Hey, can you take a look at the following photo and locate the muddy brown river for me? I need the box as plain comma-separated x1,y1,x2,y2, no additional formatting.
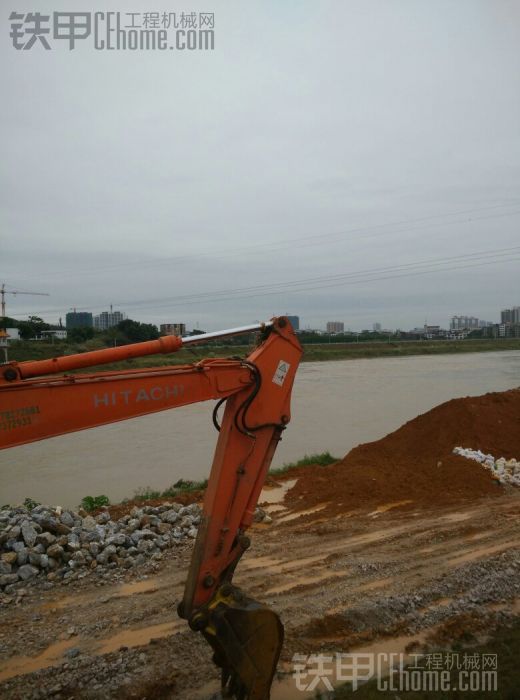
1,351,519,508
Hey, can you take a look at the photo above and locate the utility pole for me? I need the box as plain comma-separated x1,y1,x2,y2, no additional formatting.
1,283,50,322
0,329,8,364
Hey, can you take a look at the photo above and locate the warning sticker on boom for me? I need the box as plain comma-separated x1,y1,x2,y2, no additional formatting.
272,360,290,386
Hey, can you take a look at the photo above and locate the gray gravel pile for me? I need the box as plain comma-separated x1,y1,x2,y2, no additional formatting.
0,502,201,593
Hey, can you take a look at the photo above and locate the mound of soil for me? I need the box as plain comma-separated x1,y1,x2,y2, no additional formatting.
284,388,520,514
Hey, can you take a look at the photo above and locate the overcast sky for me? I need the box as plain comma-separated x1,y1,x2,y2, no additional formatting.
2,0,519,331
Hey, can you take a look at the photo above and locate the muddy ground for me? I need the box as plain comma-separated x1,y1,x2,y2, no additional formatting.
0,485,519,699
2,390,519,699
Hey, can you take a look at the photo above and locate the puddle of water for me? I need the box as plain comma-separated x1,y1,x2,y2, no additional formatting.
368,500,414,517
265,570,346,595
420,596,454,612
488,598,520,613
0,639,79,682
237,555,328,587
116,579,160,597
448,539,520,566
352,629,429,664
0,619,187,683
264,504,288,514
96,620,184,655
433,596,453,606
270,629,431,699
259,479,298,504
464,532,488,542
40,594,79,611
41,578,161,612
353,577,394,593
192,679,221,699
261,554,326,577
240,555,283,571
326,602,353,615
441,512,472,523
276,503,328,523
325,577,395,614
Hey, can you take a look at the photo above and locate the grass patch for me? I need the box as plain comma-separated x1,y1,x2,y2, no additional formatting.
270,451,339,476
127,454,336,502
131,478,209,502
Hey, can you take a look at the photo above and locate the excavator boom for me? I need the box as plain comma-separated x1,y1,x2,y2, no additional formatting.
0,317,302,699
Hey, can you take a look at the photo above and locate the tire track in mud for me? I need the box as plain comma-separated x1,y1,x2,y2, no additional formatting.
1,495,519,698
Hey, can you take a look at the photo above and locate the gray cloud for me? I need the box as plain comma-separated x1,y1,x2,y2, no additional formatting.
2,0,519,331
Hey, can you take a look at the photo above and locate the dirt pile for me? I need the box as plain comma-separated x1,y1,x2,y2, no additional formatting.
284,388,520,514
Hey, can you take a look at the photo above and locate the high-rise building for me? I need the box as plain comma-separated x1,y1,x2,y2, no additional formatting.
450,316,480,331
160,323,186,337
500,307,520,324
66,311,93,329
501,309,513,324
373,322,382,332
286,315,300,331
93,310,126,331
326,321,344,334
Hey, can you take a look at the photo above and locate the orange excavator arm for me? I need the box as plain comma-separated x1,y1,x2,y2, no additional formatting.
0,316,302,699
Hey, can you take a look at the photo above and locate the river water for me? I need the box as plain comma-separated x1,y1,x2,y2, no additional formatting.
1,351,519,508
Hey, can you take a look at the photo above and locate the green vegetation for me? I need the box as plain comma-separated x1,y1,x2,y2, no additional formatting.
270,451,338,476
330,618,520,699
81,495,111,512
109,319,159,343
17,316,51,341
127,455,336,502
131,478,209,502
172,478,209,492
67,326,95,342
5,335,520,369
300,338,520,362
0,497,41,511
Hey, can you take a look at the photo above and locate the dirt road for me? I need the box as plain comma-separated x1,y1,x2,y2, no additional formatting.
2,389,519,698
1,485,519,699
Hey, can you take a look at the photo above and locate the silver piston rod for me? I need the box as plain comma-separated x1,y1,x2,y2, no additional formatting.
181,321,273,347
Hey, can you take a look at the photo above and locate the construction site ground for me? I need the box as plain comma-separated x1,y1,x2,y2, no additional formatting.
1,389,519,699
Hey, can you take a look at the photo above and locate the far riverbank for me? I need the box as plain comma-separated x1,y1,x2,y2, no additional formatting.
5,337,520,370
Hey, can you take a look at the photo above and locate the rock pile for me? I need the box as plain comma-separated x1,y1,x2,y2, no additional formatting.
0,501,201,592
453,447,520,486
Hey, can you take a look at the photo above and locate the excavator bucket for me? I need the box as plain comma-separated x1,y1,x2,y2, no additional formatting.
190,584,284,700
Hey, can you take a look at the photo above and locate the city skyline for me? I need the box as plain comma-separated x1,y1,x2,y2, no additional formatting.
5,301,517,335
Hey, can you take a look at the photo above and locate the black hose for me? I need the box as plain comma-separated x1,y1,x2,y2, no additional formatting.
212,397,227,432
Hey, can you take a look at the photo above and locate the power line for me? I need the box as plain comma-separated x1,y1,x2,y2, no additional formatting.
121,254,520,310
13,244,520,316
6,201,520,282
114,245,520,306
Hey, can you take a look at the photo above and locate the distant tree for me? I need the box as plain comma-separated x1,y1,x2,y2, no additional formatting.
17,316,50,340
116,319,159,343
68,326,95,342
0,316,20,330
467,329,484,339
